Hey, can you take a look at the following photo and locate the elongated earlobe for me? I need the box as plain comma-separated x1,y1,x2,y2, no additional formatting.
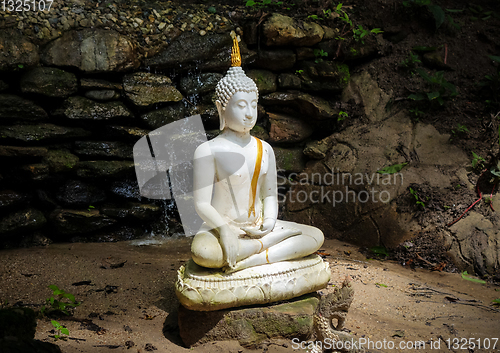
216,101,225,130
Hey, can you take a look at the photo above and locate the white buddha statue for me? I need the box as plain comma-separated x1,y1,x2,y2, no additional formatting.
176,37,330,311
190,38,324,271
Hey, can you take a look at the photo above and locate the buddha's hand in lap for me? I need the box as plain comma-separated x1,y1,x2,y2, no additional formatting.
241,218,275,238
219,226,239,269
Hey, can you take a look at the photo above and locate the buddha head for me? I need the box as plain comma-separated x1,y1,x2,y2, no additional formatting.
215,37,259,131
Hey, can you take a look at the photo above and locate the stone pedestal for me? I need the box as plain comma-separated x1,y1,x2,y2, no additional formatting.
178,294,319,347
175,254,331,311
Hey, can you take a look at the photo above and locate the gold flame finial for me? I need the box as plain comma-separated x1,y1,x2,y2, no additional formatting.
231,36,241,67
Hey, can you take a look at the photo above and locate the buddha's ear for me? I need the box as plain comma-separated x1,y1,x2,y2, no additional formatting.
216,101,225,131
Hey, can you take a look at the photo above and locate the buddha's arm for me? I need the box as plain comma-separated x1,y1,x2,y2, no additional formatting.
193,143,239,268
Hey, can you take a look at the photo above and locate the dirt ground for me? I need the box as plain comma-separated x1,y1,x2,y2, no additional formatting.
1,237,499,353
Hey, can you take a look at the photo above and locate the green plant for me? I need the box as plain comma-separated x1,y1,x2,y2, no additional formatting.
337,111,348,121
471,151,486,169
469,4,494,21
245,0,282,9
409,187,425,208
409,108,424,119
461,271,486,284
295,69,304,75
400,52,421,72
353,25,382,44
451,124,469,137
370,246,389,257
313,49,328,63
41,285,81,316
409,68,457,106
51,320,69,340
377,162,408,174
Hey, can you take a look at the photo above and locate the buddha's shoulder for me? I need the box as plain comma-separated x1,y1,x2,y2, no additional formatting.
194,137,228,155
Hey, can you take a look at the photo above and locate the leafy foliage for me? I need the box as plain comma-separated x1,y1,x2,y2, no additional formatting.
41,285,81,316
461,271,486,284
471,151,486,169
409,187,425,208
51,320,69,340
377,162,408,174
409,68,457,106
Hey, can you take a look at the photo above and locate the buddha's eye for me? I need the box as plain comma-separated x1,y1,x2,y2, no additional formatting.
238,102,247,109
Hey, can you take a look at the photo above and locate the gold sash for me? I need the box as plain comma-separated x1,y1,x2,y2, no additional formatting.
248,137,263,217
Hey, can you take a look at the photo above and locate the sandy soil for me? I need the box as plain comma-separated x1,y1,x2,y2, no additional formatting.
1,238,499,353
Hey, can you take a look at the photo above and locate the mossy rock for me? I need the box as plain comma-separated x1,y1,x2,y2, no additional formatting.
20,67,77,98
76,161,135,178
43,149,79,173
0,208,46,236
179,294,319,347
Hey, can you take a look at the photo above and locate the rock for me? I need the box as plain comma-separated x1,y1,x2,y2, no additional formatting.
140,103,185,129
41,29,139,72
422,51,451,70
253,49,296,71
449,212,500,276
50,209,116,234
42,149,79,173
296,47,316,61
74,141,132,159
109,179,142,200
0,337,62,352
303,136,334,159
145,32,232,69
247,70,277,95
0,124,90,143
20,233,53,247
104,125,149,142
0,190,27,210
321,25,339,40
0,29,39,71
123,72,183,107
179,73,223,95
411,122,468,166
0,94,48,122
179,294,318,347
101,202,160,220
80,78,123,90
261,91,337,120
297,61,350,93
19,164,50,181
263,14,324,46
0,307,37,340
20,67,77,98
0,146,48,158
0,208,46,236
274,147,306,173
0,80,8,91
278,73,301,89
341,71,391,122
250,125,269,141
268,112,313,144
341,35,381,61
84,90,121,101
61,96,133,121
76,161,135,178
57,180,106,206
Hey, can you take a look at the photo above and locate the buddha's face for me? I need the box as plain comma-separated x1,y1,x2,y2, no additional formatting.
221,91,258,133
